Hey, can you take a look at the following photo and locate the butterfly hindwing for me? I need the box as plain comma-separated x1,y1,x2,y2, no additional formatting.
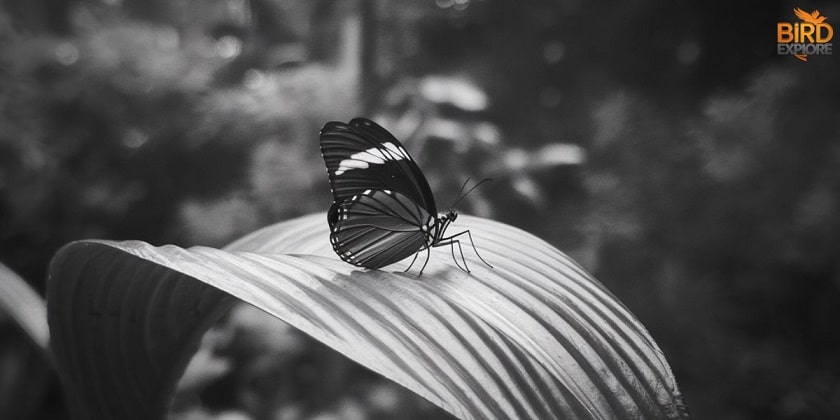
320,118,437,218
330,189,432,269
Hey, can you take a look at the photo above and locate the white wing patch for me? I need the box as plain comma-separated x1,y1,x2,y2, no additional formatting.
335,142,410,175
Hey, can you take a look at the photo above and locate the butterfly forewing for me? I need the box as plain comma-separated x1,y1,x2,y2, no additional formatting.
320,118,437,216
330,190,431,268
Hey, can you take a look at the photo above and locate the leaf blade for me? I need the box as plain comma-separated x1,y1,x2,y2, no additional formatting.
47,213,687,419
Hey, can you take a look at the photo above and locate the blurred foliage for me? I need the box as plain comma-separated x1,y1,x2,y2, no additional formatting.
1,0,839,419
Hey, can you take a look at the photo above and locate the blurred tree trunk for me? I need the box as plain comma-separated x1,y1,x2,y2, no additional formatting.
358,0,378,114
309,0,382,114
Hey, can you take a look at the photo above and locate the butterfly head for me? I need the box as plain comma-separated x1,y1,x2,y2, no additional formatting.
444,209,458,222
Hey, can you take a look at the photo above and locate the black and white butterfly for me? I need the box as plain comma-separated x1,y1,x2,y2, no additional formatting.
319,117,491,275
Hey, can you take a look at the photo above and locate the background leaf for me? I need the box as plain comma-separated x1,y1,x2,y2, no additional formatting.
0,262,49,352
48,213,687,419
0,262,55,420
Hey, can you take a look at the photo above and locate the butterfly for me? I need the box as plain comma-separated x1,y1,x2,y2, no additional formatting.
319,117,492,275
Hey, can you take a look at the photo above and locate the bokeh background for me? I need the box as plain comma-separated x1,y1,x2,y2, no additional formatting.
1,0,839,419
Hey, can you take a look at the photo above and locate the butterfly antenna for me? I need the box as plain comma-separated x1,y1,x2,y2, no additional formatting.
449,177,471,209
450,178,492,209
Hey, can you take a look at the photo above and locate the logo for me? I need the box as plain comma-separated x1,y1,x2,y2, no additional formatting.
777,8,834,61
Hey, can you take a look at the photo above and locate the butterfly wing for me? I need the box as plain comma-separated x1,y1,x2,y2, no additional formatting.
320,118,438,219
330,189,432,269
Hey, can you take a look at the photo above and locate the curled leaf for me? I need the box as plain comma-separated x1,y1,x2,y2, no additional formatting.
47,213,687,419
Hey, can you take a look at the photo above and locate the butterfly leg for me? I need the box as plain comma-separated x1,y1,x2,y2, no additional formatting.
462,229,493,269
449,240,468,272
437,230,493,270
432,237,469,273
404,252,420,272
418,246,431,276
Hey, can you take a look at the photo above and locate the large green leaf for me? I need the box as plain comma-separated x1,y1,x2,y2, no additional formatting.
47,213,687,419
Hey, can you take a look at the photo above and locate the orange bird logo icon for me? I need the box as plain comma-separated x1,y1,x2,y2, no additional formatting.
794,8,827,24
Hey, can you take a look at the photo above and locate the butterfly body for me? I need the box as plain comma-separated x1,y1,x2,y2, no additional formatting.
319,118,488,274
